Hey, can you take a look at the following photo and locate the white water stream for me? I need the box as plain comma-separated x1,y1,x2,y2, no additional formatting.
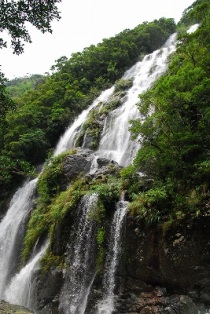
59,193,98,314
0,178,38,298
4,241,48,308
94,33,176,167
97,199,128,314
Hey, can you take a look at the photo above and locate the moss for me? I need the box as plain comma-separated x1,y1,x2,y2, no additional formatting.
115,79,133,92
161,219,175,237
96,227,106,272
40,248,65,272
22,151,83,262
37,149,76,205
0,300,33,313
75,105,103,149
74,84,131,150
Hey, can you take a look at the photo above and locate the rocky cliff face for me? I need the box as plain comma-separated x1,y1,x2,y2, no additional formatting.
23,152,210,314
114,215,210,313
32,217,210,313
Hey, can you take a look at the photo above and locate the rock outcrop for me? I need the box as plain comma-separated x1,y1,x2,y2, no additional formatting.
0,300,33,314
22,151,210,314
124,216,210,302
63,149,93,181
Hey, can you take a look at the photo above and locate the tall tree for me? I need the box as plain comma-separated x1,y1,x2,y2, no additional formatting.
0,0,61,54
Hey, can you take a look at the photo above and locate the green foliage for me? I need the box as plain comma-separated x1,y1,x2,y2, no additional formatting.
22,175,87,262
0,155,34,200
37,150,76,204
129,1,210,223
0,72,15,151
129,186,168,225
91,176,121,209
22,159,121,263
6,74,45,99
115,79,133,92
0,0,61,54
96,227,105,247
179,0,210,27
120,164,147,197
96,226,106,272
40,248,65,272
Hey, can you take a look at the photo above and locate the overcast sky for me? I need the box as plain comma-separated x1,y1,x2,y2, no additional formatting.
0,0,195,79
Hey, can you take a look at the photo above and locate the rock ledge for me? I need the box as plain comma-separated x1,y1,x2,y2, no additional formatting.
0,300,33,313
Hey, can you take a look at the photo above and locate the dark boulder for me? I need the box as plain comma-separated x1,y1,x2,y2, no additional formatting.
63,149,93,182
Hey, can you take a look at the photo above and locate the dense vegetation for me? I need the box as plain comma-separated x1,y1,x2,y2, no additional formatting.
127,0,210,225
1,0,208,272
0,17,175,205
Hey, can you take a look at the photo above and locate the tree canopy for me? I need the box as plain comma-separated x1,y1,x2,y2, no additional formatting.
0,0,61,54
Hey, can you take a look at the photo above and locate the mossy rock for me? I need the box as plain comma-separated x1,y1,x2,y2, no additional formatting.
0,300,33,313
115,79,133,92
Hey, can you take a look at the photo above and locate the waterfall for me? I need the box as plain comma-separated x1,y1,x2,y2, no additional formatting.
95,33,176,166
97,198,128,314
59,193,98,314
54,87,114,156
0,178,38,299
54,34,176,166
0,32,178,312
4,241,48,308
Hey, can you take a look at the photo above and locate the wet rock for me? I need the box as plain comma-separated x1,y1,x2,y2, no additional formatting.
63,150,93,182
97,157,118,168
86,160,121,182
124,215,210,299
29,268,63,313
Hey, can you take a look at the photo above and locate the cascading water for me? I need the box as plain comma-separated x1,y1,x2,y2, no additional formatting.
97,198,128,314
59,193,98,314
0,88,114,310
0,178,38,299
0,89,113,308
55,33,176,167
95,33,176,167
4,241,48,308
0,32,178,313
54,87,114,157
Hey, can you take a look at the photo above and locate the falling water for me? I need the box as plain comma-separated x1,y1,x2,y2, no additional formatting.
4,241,48,308
0,178,38,298
97,198,128,314
54,87,114,156
59,193,98,314
53,33,177,171
95,33,176,166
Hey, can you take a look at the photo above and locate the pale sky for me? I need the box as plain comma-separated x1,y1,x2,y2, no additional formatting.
0,0,195,79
